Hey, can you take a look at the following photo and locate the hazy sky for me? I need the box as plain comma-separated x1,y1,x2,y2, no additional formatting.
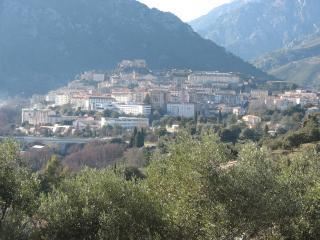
138,0,232,21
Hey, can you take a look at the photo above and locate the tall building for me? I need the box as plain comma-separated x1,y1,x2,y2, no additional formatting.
167,103,195,118
150,90,167,110
115,104,151,116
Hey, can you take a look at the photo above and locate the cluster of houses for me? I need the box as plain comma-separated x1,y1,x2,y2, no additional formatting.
20,60,320,136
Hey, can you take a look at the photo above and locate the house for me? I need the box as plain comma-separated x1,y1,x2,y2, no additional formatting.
242,115,262,128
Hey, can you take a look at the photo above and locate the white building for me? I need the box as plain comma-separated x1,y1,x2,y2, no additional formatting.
242,115,262,128
93,73,106,82
86,96,115,111
188,72,240,88
70,96,89,110
22,109,55,125
115,104,151,116
55,94,70,106
22,109,75,125
111,91,133,104
233,107,246,116
167,103,195,118
73,117,100,130
101,117,149,129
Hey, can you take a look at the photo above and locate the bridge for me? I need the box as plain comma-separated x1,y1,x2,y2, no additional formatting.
0,136,113,145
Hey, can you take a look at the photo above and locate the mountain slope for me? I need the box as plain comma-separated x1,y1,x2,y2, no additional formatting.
190,0,320,60
0,0,267,96
254,33,320,89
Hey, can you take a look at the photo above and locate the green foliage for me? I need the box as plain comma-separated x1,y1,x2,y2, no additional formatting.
40,155,67,194
3,132,320,239
37,169,169,240
267,114,320,150
145,133,231,239
219,124,242,144
240,127,261,141
0,140,40,239
129,128,145,148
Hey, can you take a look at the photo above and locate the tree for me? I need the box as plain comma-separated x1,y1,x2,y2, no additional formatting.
135,129,145,148
0,140,39,239
264,124,269,136
155,128,168,138
37,169,170,240
129,128,145,148
40,155,67,194
145,133,231,239
240,128,260,141
220,125,242,144
129,127,138,148
143,94,151,105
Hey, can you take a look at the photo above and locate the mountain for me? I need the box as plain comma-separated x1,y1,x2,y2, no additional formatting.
190,0,320,60
254,33,320,89
0,0,267,96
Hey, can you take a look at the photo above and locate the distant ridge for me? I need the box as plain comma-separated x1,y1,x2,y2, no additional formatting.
191,0,320,60
254,33,320,89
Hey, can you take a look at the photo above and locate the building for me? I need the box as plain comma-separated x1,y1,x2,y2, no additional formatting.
70,96,89,110
55,94,70,106
86,96,115,111
101,117,149,129
242,115,262,128
167,103,195,118
111,90,133,104
22,109,55,125
115,104,151,116
279,90,319,107
73,117,100,130
250,90,270,99
150,90,167,110
118,59,147,70
214,91,241,106
188,72,240,88
22,109,75,125
233,107,246,116
93,73,106,82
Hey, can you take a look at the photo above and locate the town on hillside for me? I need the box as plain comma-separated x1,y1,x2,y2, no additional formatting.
17,59,320,139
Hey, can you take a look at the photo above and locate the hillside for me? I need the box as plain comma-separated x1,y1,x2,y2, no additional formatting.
190,0,320,60
254,33,320,89
0,0,267,96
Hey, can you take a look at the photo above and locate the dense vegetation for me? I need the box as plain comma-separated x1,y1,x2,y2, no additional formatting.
2,128,320,239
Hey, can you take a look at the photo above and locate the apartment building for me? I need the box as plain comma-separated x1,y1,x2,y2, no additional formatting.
86,96,115,111
188,72,240,88
115,104,151,116
22,109,75,125
167,103,195,118
101,117,149,129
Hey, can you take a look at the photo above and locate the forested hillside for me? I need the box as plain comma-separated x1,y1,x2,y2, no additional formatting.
0,0,266,95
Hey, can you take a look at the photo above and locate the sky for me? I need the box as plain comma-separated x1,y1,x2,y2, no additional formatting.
138,0,232,22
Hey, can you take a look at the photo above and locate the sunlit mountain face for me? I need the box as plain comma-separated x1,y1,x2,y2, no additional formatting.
191,0,320,60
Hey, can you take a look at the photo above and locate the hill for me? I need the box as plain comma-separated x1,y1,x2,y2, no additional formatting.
190,0,320,60
0,0,267,96
254,33,320,89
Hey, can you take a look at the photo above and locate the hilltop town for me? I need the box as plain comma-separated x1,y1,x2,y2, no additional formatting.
17,59,319,139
